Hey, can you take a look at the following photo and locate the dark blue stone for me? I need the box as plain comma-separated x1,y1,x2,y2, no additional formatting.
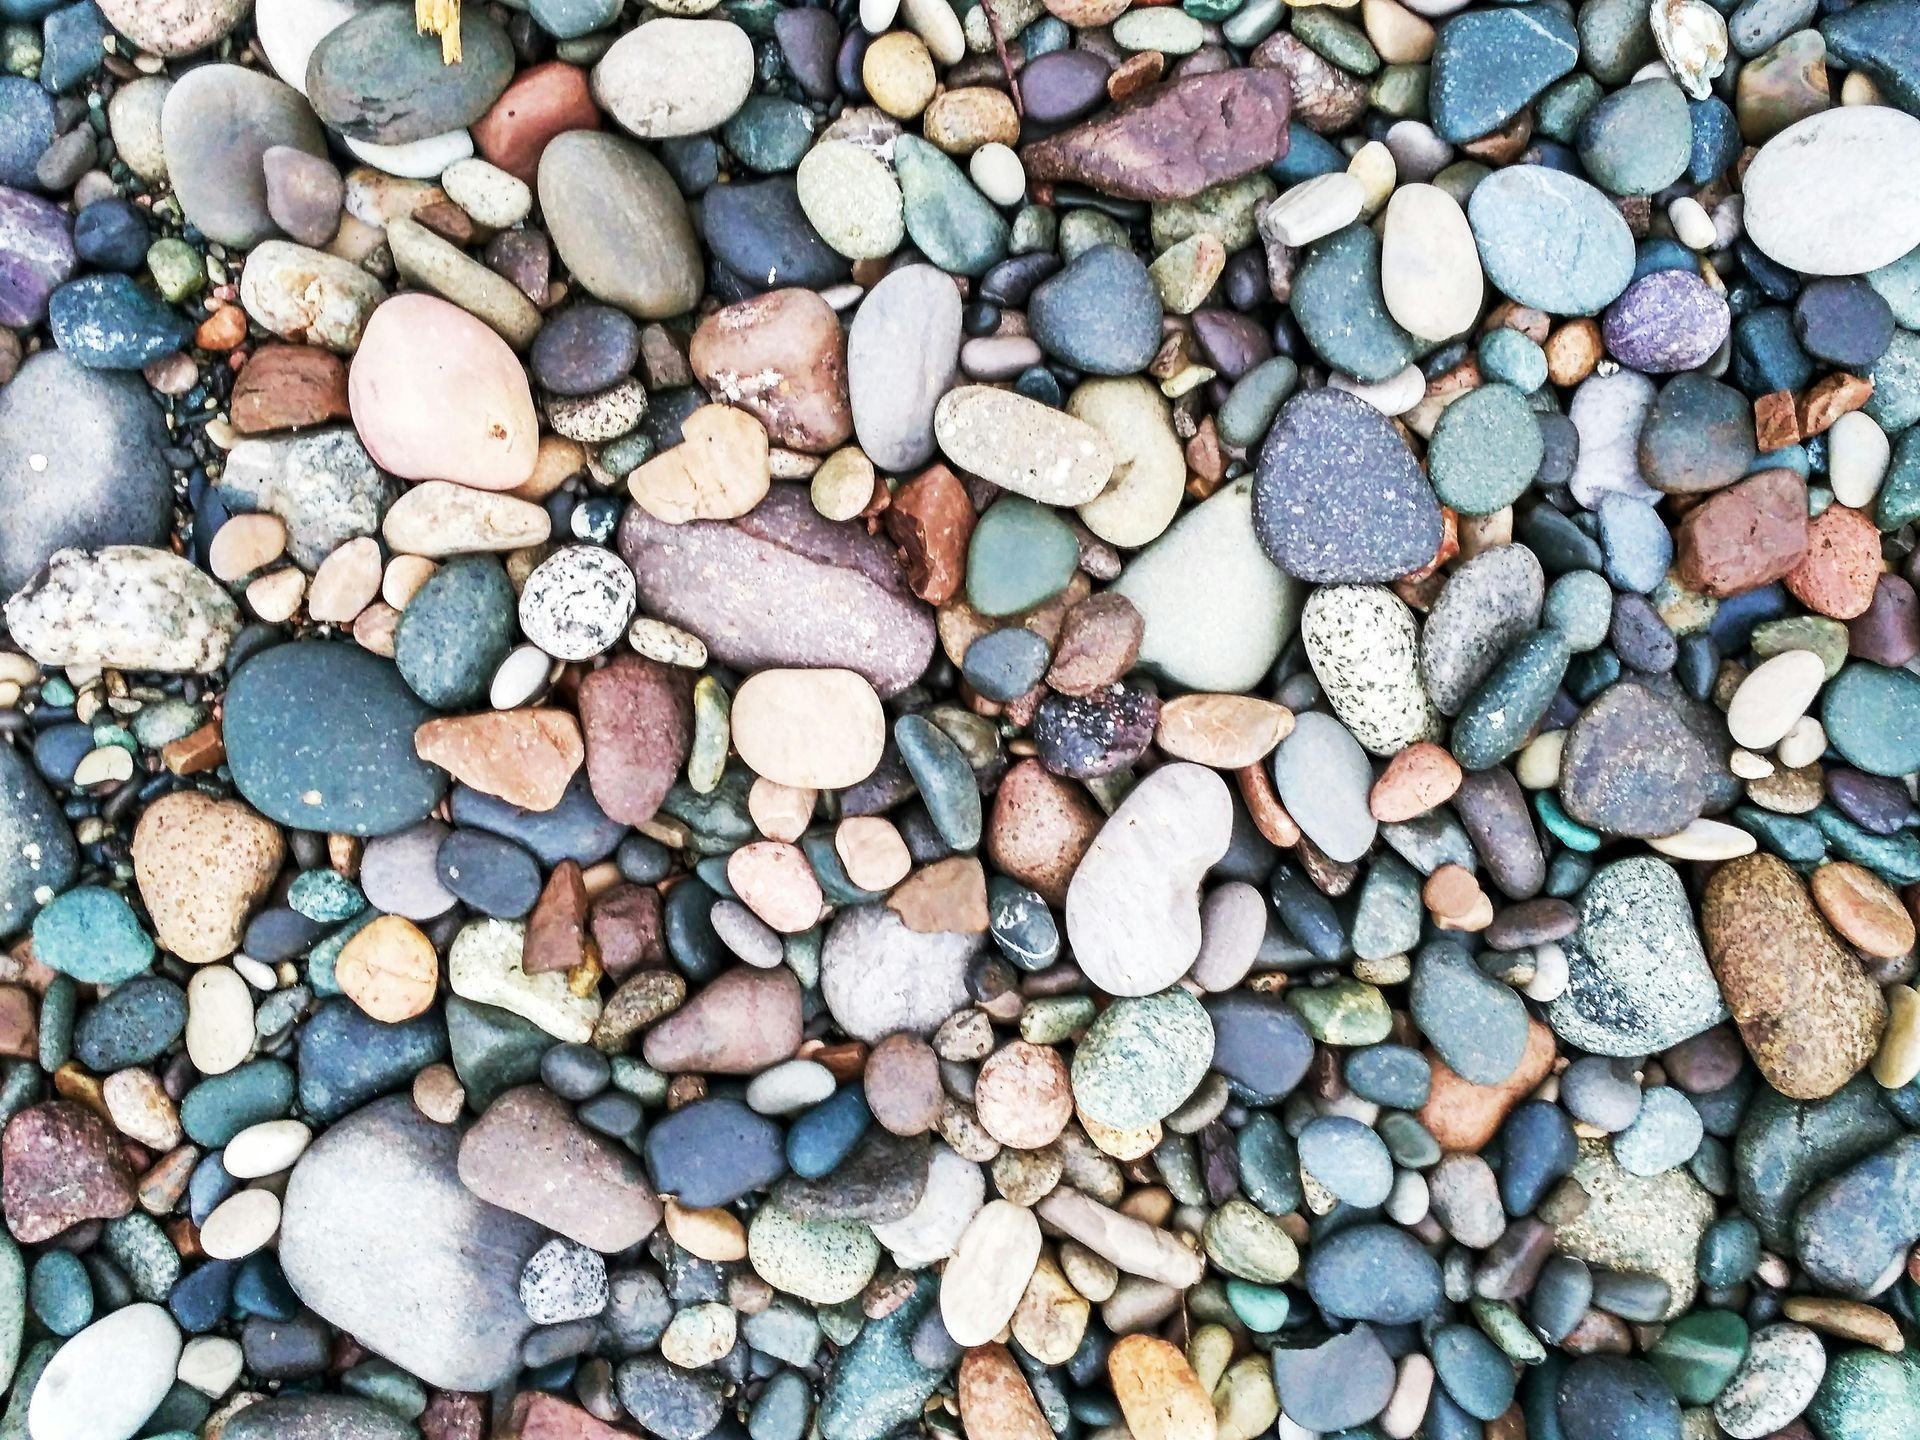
1687,97,1739,182
233,1254,301,1321
296,996,449,1123
39,2,110,92
32,723,93,785
1498,1100,1578,1215
644,1097,787,1207
1303,1222,1444,1324
187,1150,239,1226
168,1260,235,1334
530,303,641,396
1206,992,1314,1102
787,1084,870,1180
1630,238,1698,282
242,905,329,962
450,771,626,865
71,198,148,271
436,828,542,918
48,274,192,370
664,877,727,983
702,176,850,291
1028,244,1162,377
1343,1045,1431,1109
961,627,1052,703
1267,862,1345,962
72,975,186,1070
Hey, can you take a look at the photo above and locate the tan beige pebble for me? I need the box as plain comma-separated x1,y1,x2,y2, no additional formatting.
134,791,285,964
1362,0,1434,63
748,779,816,842
412,1062,466,1123
1189,1325,1234,1396
1079,1113,1162,1161
382,554,438,609
1873,984,1920,1089
185,966,255,1075
937,1097,1003,1163
974,1040,1073,1150
334,913,440,1022
1777,714,1827,770
1727,649,1826,749
209,514,288,582
726,841,824,934
1841,69,1883,104
1668,195,1717,250
176,1335,242,1398
903,0,966,60
199,1188,281,1260
1153,694,1294,768
924,87,1019,152
1011,1252,1090,1364
245,567,305,622
1646,817,1758,862
835,816,912,891
730,668,885,789
660,1302,737,1369
1515,729,1565,788
351,601,399,657
629,616,708,668
1033,1188,1204,1287
1379,1353,1435,1439
1380,183,1483,342
1730,748,1775,780
958,1344,1053,1440
103,1068,180,1149
381,481,551,557
1059,1239,1119,1302
1214,1354,1279,1440
1781,1296,1906,1351
664,1200,749,1262
1148,235,1226,317
810,446,876,522
629,404,771,523
1347,141,1397,216
1810,861,1916,958
863,31,936,118
941,1199,1044,1346
1265,172,1365,248
72,747,133,787
1109,1335,1215,1440
933,385,1113,506
306,537,383,624
1456,507,1513,561
1828,410,1891,509
221,1118,312,1178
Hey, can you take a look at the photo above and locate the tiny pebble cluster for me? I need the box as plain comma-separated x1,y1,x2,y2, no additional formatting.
4,1,1920,1440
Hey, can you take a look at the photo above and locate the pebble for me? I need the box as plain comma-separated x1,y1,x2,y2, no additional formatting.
934,385,1112,506
1272,710,1378,863
1468,165,1636,316
731,668,884,790
538,131,702,320
27,1303,180,1440
1743,107,1920,276
1302,585,1441,755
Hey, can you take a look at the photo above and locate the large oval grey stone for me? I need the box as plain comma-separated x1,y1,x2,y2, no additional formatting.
1743,107,1920,277
1468,164,1635,316
279,1095,545,1391
539,131,702,321
160,63,327,248
0,351,172,596
847,264,962,472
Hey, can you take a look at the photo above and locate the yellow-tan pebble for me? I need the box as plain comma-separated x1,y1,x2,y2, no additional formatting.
665,1199,749,1262
862,31,937,119
747,778,817,842
957,1344,1053,1440
1011,1252,1090,1364
1874,984,1920,1089
307,536,383,624
335,913,440,1023
1109,1334,1216,1440
208,513,288,582
245,566,305,623
1781,1295,1907,1351
809,445,876,521
923,86,1020,152
1348,140,1397,216
835,815,912,891
1362,0,1433,62
1810,860,1916,958
382,554,438,610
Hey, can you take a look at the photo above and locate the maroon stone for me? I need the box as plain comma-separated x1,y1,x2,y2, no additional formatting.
2,1100,136,1242
576,655,692,827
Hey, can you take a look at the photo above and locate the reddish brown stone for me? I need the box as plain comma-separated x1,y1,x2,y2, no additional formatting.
1020,69,1292,201
1849,573,1920,668
1799,371,1873,437
864,1032,943,1137
1419,1019,1555,1151
641,965,802,1074
1674,467,1809,598
230,345,351,435
590,883,664,980
888,855,990,935
1754,389,1800,450
3,1100,136,1242
472,62,600,186
1046,593,1144,697
414,710,584,813
0,986,34,1059
884,463,976,606
688,289,852,453
523,860,592,975
503,1393,624,1440
576,656,693,827
985,760,1102,908
422,1392,488,1440
1786,503,1882,620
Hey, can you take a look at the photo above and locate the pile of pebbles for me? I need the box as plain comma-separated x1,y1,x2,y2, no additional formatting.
4,0,1920,1438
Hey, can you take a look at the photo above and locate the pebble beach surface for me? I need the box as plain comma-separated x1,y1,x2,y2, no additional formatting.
5,2,1920,1440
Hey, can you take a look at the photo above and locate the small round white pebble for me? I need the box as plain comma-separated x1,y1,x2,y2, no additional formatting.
518,544,638,661
1667,196,1717,251
177,1335,244,1397
200,1188,282,1260
969,143,1025,209
1827,410,1891,509
222,1118,313,1179
490,643,556,710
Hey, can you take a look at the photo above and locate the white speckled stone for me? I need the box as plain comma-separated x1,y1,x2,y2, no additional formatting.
1301,584,1442,756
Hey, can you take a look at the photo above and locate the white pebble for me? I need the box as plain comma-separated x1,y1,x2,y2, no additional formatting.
200,1188,282,1260
518,544,638,661
1330,363,1425,417
1827,410,1891,509
969,142,1025,208
1729,748,1775,780
1726,649,1825,749
629,617,708,667
185,965,255,1076
222,1118,312,1178
177,1335,243,1397
232,953,278,990
858,0,899,29
441,157,532,228
1646,817,1759,861
1522,941,1570,1002
344,127,473,179
30,1304,181,1440
1264,171,1365,247
1668,196,1717,250
1778,714,1827,770
1385,1168,1429,1226
489,643,555,710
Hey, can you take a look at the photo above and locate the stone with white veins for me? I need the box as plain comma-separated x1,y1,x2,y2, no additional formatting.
3,547,240,674
1065,763,1234,997
1302,584,1443,756
518,545,638,661
1743,107,1920,277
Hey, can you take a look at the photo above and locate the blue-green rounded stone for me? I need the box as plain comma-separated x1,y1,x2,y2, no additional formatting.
1428,382,1545,516
30,887,152,984
27,1249,90,1337
1824,662,1920,777
394,554,517,710
966,497,1078,617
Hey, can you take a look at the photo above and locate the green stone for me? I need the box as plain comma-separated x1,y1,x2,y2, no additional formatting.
29,886,153,984
1814,805,1920,885
1237,1113,1302,1216
1428,382,1545,515
1071,990,1215,1130
1451,630,1571,769
288,869,365,924
1287,979,1393,1046
1868,245,1920,330
1290,224,1421,383
1350,853,1422,965
1824,662,1920,777
966,496,1078,617
25,1248,86,1340
1732,804,1827,866
1225,1280,1290,1333
1807,1349,1920,1440
393,553,518,709
1536,791,1601,852
1369,62,1429,118
1751,615,1849,677
1649,1309,1748,1404
305,905,375,995
1217,356,1298,449
817,1274,942,1440
1377,1110,1441,1168
446,995,550,1110
145,237,204,302
893,713,982,851
1150,173,1274,252
1429,5,1579,142
1291,8,1379,75
1576,77,1694,196
102,1212,179,1301
1877,425,1920,530
1471,1298,1547,1365
894,134,1007,278
722,95,816,174
36,977,72,1073
0,1234,19,1390
180,1059,296,1146
1576,0,1657,83
1201,1197,1299,1284
1019,995,1097,1045
1536,72,1604,143
1221,0,1283,47
1866,328,1920,432
688,675,730,796
1478,327,1548,392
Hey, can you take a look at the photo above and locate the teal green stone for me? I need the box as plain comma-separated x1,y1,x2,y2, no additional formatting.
528,0,619,39
1377,1110,1441,1167
1369,63,1429,119
1070,989,1215,1130
341,1359,430,1419
1428,382,1544,515
1477,327,1548,392
1536,792,1601,851
446,995,549,1111
1429,5,1579,143
1576,78,1692,196
1649,1309,1748,1405
1865,328,1920,432
892,714,982,851
129,697,205,749
29,886,152,984
817,1274,942,1440
1813,805,1920,885
1237,1112,1302,1215
1270,121,1344,184
394,554,518,710
894,134,1007,279
1350,852,1422,964
1221,0,1284,47
1868,245,1920,329
1751,615,1849,677
1217,355,1298,449
1806,1349,1920,1440
1291,8,1379,75
102,1212,179,1301
1536,73,1604,143
1824,662,1920,777
1471,1298,1546,1364
1057,208,1129,263
27,1249,90,1338
1877,425,1920,530
1543,569,1613,652
1184,0,1243,21
1287,979,1392,1045
0,1339,56,1440
1732,804,1827,866
1577,0,1657,82
288,869,365,924
1225,1280,1290,1333
36,976,72,1073
1468,165,1635,316
0,1234,18,1389
1451,630,1570,769
723,95,817,174
1734,1075,1901,1252
966,496,1078,617
180,1059,296,1146
1290,224,1420,383
1696,1215,1762,1289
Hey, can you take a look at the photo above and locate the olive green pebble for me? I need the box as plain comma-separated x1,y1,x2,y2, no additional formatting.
1428,382,1547,515
1288,979,1392,1045
1218,356,1299,449
689,676,731,796
1020,995,1097,1044
1750,615,1849,678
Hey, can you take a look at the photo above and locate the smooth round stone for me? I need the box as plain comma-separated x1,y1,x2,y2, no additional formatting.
1557,1357,1682,1440
1291,224,1419,383
1648,1309,1747,1407
1303,1223,1443,1324
349,294,537,491
539,131,703,320
1562,1056,1643,1131
1714,1322,1824,1438
1452,629,1572,770
894,134,1008,278
966,496,1077,617
961,627,1050,702
436,830,542,918
795,140,904,261
1558,681,1712,837
1638,373,1755,494
1612,1086,1703,1176
29,1250,91,1337
1070,990,1214,1130
1271,710,1377,863
591,18,754,138
1270,1326,1394,1432
73,976,186,1071
1468,165,1636,316
529,0,618,40
519,545,636,661
1577,79,1691,195
1433,1323,1519,1420
1795,277,1896,368
821,904,978,1042
1423,543,1547,714
225,641,449,836
1596,493,1672,595
1344,1045,1431,1109
1026,244,1161,377
394,555,517,709
71,199,146,274
32,886,153,985
1301,584,1440,755
1603,269,1730,373
1743,107,1920,276
47,275,191,370
1823,662,1920,776
28,1303,180,1440
1381,182,1482,342
1411,939,1531,1085
703,174,851,291
1297,1116,1393,1207
531,305,641,396
1428,382,1545,515
306,5,513,145
644,1096,787,1207
160,64,326,249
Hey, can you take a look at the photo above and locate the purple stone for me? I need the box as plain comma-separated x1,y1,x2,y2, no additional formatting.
1601,268,1730,374
0,185,75,329
1033,683,1159,779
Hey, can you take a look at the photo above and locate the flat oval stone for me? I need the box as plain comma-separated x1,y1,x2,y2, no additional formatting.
1381,182,1482,342
224,1396,419,1440
1065,763,1233,997
1411,939,1531,1086
1070,990,1215,1130
1302,584,1441,755
306,5,514,145
848,264,962,472
1028,244,1162,377
1603,269,1730,373
1271,710,1377,862
1290,224,1420,383
161,63,327,249
643,1096,787,1207
1823,661,1920,777
0,186,74,329
1743,107,1920,276
1558,681,1710,837
539,131,702,320
933,386,1112,506
1303,1223,1443,1324
28,1303,179,1440
1429,5,1579,142
591,18,754,139
1469,164,1636,316
1422,544,1546,716
224,640,449,836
